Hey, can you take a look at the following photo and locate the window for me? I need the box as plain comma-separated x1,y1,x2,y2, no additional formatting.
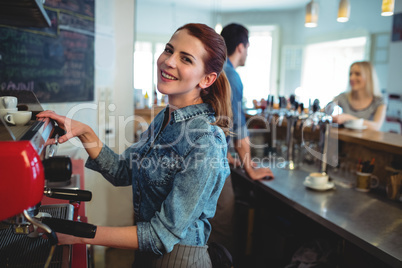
237,25,278,108
299,36,368,107
133,40,165,107
153,43,165,102
134,41,153,107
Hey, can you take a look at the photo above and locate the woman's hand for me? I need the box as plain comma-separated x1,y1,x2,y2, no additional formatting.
332,113,357,124
37,110,89,144
36,110,103,159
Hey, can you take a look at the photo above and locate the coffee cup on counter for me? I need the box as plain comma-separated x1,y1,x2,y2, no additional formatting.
0,96,18,109
355,172,379,192
4,111,32,126
386,173,402,200
305,172,329,186
345,118,364,128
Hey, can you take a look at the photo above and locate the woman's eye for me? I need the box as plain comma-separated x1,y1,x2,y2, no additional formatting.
182,57,192,63
164,48,173,54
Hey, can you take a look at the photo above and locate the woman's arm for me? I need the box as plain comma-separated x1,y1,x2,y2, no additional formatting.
55,226,139,249
364,104,386,131
332,104,387,131
36,110,103,159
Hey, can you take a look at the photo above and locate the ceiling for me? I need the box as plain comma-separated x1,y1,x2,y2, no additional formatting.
138,0,311,12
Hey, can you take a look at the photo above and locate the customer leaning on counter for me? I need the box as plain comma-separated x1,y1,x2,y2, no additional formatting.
330,61,387,130
209,23,274,262
37,23,232,268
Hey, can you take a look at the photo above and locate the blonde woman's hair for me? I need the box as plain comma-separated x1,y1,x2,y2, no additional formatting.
350,61,381,97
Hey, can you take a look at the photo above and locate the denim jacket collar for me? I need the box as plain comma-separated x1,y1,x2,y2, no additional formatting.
169,103,215,123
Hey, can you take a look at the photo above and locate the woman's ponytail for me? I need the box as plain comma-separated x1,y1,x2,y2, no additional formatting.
201,71,232,136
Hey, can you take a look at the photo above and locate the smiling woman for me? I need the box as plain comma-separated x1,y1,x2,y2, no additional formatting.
331,61,387,130
37,23,233,268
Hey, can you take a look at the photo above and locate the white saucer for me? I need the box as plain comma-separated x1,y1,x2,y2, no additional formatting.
344,124,367,131
303,180,334,191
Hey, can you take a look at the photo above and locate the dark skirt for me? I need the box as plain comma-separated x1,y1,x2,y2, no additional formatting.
133,244,212,268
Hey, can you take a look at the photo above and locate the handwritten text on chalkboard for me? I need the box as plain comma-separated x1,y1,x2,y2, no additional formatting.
0,1,94,103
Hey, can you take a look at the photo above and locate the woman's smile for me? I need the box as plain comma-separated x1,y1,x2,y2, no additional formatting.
161,70,178,81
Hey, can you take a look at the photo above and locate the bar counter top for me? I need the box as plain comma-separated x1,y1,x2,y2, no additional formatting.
333,127,402,155
231,165,402,267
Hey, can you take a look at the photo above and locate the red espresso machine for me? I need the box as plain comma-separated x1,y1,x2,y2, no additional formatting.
0,91,95,268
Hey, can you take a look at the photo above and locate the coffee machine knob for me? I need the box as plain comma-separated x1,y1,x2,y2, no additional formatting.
43,156,72,182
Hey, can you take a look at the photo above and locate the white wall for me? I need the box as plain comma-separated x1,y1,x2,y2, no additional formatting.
135,1,213,36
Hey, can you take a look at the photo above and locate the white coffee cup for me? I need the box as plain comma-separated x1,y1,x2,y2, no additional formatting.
346,118,364,128
305,172,329,186
0,96,18,109
4,111,32,126
0,108,18,118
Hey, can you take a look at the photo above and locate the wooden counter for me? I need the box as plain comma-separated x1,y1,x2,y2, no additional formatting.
134,106,165,120
134,106,165,140
333,128,402,156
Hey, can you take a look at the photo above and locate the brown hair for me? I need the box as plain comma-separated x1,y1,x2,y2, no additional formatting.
175,23,232,136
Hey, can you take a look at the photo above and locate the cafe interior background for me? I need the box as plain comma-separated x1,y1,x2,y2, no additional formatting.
2,0,401,266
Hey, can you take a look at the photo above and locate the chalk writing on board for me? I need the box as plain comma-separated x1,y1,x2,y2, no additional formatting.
0,1,94,103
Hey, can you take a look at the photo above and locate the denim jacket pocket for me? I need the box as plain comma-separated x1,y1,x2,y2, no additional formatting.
142,146,182,186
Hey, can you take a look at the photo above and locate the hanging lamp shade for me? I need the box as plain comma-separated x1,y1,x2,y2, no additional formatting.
305,0,319,28
337,0,350,22
381,0,394,16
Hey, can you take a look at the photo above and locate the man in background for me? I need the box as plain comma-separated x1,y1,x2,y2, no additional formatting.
209,23,274,263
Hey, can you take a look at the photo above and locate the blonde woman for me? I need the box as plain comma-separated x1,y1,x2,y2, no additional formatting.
331,61,386,130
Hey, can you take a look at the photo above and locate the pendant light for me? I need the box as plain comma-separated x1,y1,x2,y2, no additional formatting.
337,0,350,22
215,23,223,34
381,0,394,16
305,0,319,28
213,0,223,33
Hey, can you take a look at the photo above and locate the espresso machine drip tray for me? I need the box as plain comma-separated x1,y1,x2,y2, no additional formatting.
0,204,73,268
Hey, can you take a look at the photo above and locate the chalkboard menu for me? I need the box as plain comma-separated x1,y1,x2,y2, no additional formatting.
0,0,95,103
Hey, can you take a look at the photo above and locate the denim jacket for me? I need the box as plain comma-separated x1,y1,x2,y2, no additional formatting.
86,103,229,256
